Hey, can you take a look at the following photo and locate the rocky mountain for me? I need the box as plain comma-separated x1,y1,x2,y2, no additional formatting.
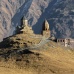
0,0,74,41
48,0,74,38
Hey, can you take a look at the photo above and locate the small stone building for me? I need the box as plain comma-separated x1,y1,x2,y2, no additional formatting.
57,38,74,48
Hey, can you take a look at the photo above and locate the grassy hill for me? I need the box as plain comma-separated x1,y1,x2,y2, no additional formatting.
0,37,74,74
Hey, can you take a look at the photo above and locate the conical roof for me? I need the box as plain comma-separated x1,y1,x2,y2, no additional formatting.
42,20,49,31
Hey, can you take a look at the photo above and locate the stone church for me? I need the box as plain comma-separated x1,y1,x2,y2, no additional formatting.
16,17,51,38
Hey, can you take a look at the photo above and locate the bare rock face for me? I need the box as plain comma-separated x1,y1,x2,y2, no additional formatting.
47,0,74,38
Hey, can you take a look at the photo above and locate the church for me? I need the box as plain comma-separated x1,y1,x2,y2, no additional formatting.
16,17,51,39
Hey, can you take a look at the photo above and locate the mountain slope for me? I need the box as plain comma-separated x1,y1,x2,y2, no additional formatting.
47,0,74,38
0,40,74,74
0,0,74,41
0,0,32,41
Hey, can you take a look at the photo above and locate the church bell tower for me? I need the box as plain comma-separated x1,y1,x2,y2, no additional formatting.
41,20,51,38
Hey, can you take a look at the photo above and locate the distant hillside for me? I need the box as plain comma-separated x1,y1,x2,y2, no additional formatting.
0,0,28,41
0,0,74,41
48,0,74,38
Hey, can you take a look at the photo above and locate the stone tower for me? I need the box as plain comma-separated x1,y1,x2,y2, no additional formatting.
22,19,28,28
20,18,34,34
41,20,51,38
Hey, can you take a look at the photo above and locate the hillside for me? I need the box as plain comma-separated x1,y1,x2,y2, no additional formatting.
0,42,74,74
0,33,74,74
